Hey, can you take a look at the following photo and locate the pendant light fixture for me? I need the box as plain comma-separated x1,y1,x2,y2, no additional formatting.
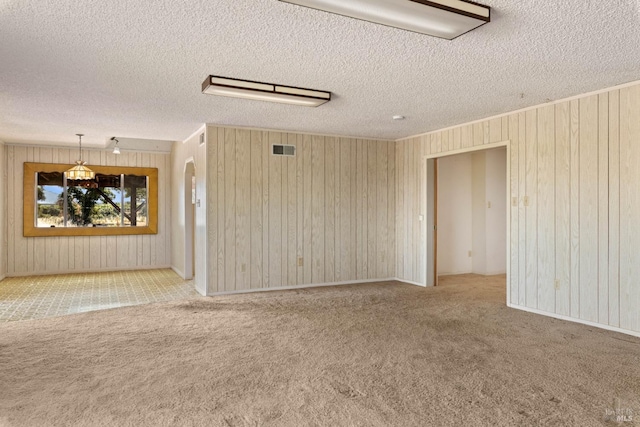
111,137,121,154
66,133,95,180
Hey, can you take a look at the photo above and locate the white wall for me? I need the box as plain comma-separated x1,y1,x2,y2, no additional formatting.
5,145,172,276
170,128,200,278
436,149,506,276
397,81,640,337
436,154,472,275
485,148,507,274
0,141,6,280
471,152,487,274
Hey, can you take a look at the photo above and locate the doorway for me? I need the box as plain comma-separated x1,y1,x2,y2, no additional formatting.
184,161,196,280
426,144,509,288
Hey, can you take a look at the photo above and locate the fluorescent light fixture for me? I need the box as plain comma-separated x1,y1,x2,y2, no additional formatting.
202,75,331,107
279,0,490,40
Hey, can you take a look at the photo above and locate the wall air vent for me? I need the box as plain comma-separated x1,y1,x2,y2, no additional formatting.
272,144,296,156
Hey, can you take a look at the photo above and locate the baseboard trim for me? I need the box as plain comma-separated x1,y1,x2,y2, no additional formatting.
7,265,173,277
208,278,399,296
393,278,427,287
507,303,640,339
0,274,5,282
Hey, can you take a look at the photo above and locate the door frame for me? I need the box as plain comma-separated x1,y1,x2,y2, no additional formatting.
424,141,510,301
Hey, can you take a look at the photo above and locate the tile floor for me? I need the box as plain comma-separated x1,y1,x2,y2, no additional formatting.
0,269,200,322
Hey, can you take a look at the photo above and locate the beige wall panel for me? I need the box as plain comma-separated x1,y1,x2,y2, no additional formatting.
311,135,325,283
569,100,581,318
555,101,571,316
578,95,599,322
536,105,555,313
489,117,502,143
525,109,538,309
236,129,251,290
619,86,640,331
517,112,526,306
286,133,299,287
8,146,170,276
608,90,620,327
268,132,284,288
508,114,520,305
597,93,609,324
250,130,263,290
302,134,312,284
325,137,336,282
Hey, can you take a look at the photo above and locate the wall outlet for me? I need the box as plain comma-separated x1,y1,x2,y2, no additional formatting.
297,257,304,267
241,263,246,273
554,279,560,290
512,197,518,207
468,250,472,257
523,196,530,207
487,201,491,208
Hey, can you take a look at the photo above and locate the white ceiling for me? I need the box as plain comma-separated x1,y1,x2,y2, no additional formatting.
1,0,639,147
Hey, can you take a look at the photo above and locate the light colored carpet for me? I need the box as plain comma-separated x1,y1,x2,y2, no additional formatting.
0,274,638,426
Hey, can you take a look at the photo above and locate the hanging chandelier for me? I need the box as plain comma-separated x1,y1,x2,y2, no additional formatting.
66,133,95,180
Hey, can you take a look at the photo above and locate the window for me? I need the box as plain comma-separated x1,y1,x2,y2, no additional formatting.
24,163,158,237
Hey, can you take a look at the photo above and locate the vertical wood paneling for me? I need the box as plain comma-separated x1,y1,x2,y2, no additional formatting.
392,82,640,335
569,100,581,319
7,147,169,275
302,134,312,284
517,112,526,306
525,109,538,308
367,140,376,279
311,135,325,283
356,139,365,279
287,133,298,287
489,118,502,143
387,141,396,278
537,105,555,313
579,95,599,322
619,85,640,331
555,101,571,316
325,137,336,282
508,114,519,305
207,129,218,293
597,93,609,324
250,130,263,289
225,129,237,291
296,134,304,285
396,142,405,279
217,127,226,290
236,129,250,290
608,90,620,327
269,132,283,287
262,131,270,288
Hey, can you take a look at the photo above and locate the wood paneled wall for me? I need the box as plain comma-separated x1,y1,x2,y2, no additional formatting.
205,126,396,293
0,142,6,279
396,82,640,334
5,145,171,275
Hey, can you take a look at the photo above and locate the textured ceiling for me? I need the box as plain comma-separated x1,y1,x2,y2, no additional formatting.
1,0,639,147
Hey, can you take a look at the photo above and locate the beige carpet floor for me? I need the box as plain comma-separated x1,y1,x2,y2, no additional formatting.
0,274,638,426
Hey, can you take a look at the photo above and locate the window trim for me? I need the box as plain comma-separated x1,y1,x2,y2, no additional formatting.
24,162,158,237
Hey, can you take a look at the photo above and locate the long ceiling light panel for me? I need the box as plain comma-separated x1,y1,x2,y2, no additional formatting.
279,0,490,40
202,75,331,107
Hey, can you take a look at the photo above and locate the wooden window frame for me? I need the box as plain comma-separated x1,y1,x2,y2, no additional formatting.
24,162,158,237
